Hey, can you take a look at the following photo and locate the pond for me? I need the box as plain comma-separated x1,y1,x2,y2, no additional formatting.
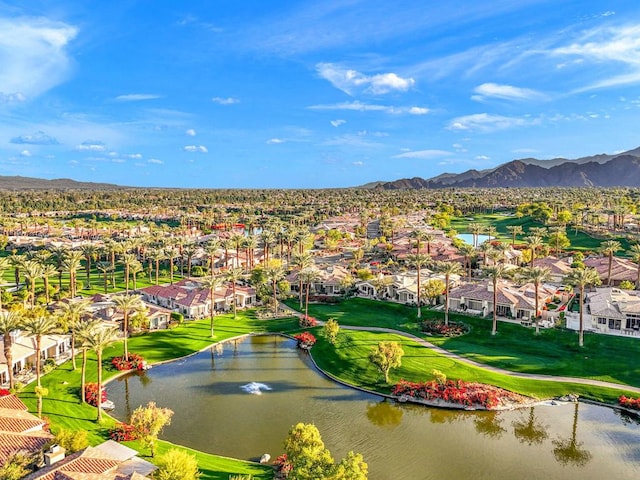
106,335,640,480
457,233,491,246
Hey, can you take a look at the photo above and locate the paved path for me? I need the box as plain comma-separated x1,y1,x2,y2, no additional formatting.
281,303,640,395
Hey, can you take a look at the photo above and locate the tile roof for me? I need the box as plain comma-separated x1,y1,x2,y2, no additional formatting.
0,407,46,433
0,430,53,465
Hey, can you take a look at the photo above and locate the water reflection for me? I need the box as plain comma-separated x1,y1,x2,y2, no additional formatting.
366,401,403,429
513,407,549,445
553,403,592,467
474,411,507,438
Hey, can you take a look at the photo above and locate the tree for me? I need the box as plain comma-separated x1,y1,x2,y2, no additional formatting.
81,244,99,289
436,261,463,326
627,243,640,289
0,257,8,311
292,252,314,309
75,319,102,403
299,267,320,322
599,239,621,286
483,264,505,336
524,235,544,267
40,263,58,305
405,253,430,318
22,259,42,307
96,261,113,293
369,341,404,383
422,278,445,307
506,225,523,246
283,423,334,480
19,313,60,417
113,293,144,361
323,318,340,345
333,451,368,480
154,448,201,480
82,325,119,421
200,275,223,336
130,401,174,457
518,266,552,334
565,267,601,347
56,299,91,371
0,450,39,480
63,249,84,297
120,252,138,293
264,261,285,316
0,311,21,389
225,267,245,319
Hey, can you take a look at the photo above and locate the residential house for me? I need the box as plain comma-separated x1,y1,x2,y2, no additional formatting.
566,287,640,337
584,256,638,286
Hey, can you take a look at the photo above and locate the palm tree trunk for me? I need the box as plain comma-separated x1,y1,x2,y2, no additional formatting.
71,332,77,370
123,314,129,362
491,281,498,335
81,350,87,403
96,350,103,422
4,338,14,390
578,286,585,347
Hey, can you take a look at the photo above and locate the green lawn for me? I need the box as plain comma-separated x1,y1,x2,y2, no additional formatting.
295,298,640,389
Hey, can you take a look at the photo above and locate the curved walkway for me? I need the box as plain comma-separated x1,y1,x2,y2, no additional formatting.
281,303,640,395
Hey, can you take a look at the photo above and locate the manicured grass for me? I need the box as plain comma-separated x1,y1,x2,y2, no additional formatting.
18,310,297,479
310,328,637,403
295,298,640,389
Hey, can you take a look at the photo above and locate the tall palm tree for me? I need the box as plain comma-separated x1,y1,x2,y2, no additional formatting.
204,238,221,277
64,249,84,298
56,299,91,371
19,313,60,417
200,275,223,336
0,257,9,311
628,244,640,289
525,235,544,267
506,225,524,247
457,243,475,281
469,223,484,248
291,252,314,309
518,266,552,334
48,245,68,292
120,253,138,293
75,319,102,404
82,325,119,422
96,261,113,293
130,260,143,291
165,244,180,285
9,253,24,289
599,240,621,286
436,261,463,326
264,262,285,315
0,311,21,389
261,230,276,264
224,267,244,319
22,259,43,307
40,264,58,305
112,294,144,361
410,229,429,254
483,264,506,336
298,267,320,322
565,267,601,347
182,244,197,277
81,244,99,289
406,253,430,318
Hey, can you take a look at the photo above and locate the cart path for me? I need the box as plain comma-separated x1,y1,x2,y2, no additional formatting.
281,304,640,394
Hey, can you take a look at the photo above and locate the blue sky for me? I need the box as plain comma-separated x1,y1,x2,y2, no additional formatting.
1,1,640,188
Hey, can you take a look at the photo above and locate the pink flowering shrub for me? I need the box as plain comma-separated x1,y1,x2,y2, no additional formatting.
421,320,468,337
294,332,316,348
392,379,508,409
274,453,293,477
299,316,318,328
619,395,640,411
109,422,139,442
111,353,146,371
0,389,11,397
84,383,107,407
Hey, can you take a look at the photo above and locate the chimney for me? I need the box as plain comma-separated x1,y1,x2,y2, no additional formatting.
44,444,66,466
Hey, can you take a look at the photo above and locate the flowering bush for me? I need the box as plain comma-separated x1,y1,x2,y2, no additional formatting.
111,353,147,371
294,332,316,348
421,320,468,337
392,379,509,409
0,388,11,397
619,395,640,411
109,422,139,442
84,383,107,407
299,316,318,328
274,453,293,477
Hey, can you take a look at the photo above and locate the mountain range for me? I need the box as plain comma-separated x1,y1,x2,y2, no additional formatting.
375,147,640,189
0,176,122,190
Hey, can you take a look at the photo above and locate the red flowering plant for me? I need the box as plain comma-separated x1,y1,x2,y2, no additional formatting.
109,422,139,442
111,353,147,371
274,453,293,477
392,379,503,409
294,332,316,349
84,382,107,407
299,316,318,328
0,388,11,397
421,320,468,337
619,395,640,411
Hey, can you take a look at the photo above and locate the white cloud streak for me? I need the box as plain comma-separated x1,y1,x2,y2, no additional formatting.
448,113,532,132
392,149,451,159
115,93,162,101
308,101,428,115
316,63,415,95
183,145,208,153
212,96,239,105
472,82,546,101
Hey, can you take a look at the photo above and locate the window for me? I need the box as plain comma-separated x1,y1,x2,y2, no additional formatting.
598,317,607,325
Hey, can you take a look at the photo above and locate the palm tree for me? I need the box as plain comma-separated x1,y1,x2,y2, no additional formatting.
291,252,314,309
82,325,119,422
261,230,276,264
599,240,621,286
19,313,61,417
40,264,58,305
264,262,285,315
457,243,475,281
436,261,463,326
56,299,91,371
483,264,505,336
224,267,244,319
130,260,143,291
81,244,99,289
204,238,221,277
0,311,21,389
469,223,484,248
64,249,84,297
298,267,320,322
22,259,42,307
182,244,197,277
75,318,101,403
525,235,544,267
48,245,68,292
9,253,24,289
200,275,223,337
96,261,113,293
165,244,180,285
112,294,144,361
0,257,9,311
406,253,430,318
120,253,138,293
518,266,552,334
506,225,524,247
628,244,640,289
565,267,601,347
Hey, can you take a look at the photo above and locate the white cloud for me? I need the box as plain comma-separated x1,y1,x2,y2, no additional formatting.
185,128,197,136
267,138,285,144
448,113,531,132
472,83,546,101
392,149,451,159
148,158,163,164
183,145,208,153
330,119,346,127
316,63,415,95
0,17,77,101
308,101,428,115
20,149,32,157
125,153,142,159
212,96,239,105
115,93,162,101
75,140,106,152
352,161,364,166
475,155,490,160
10,131,59,145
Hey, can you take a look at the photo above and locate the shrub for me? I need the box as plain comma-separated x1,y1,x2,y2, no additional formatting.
51,428,89,453
299,316,317,328
154,448,201,480
274,453,293,477
109,422,139,442
619,395,640,410
392,379,508,409
170,312,184,324
111,353,147,371
84,383,106,407
421,320,468,337
0,388,10,397
294,332,316,348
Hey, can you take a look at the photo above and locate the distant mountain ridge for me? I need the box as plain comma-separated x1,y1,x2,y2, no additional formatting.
0,176,122,190
376,147,640,189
